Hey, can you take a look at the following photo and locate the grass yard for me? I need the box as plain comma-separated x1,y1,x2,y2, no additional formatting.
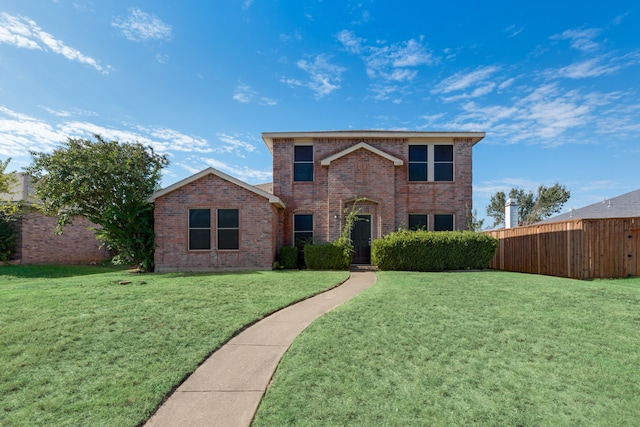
253,271,640,426
0,265,349,427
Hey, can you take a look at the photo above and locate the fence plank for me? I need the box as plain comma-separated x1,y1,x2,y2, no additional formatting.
486,217,640,279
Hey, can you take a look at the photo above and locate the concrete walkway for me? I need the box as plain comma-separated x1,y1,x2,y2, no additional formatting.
145,270,377,427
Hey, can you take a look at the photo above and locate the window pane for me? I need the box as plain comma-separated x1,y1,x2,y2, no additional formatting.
409,145,428,162
189,209,210,228
434,163,453,181
218,229,239,250
294,231,313,246
434,145,453,162
408,214,428,231
294,163,313,181
189,229,210,250
294,145,313,162
408,163,427,181
434,214,454,231
218,209,238,228
294,214,313,232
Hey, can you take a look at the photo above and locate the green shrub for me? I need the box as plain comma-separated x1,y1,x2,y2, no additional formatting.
304,241,353,270
279,246,298,269
372,230,498,272
0,216,17,262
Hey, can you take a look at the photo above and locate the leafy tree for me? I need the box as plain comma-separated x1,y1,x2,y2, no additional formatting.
26,135,169,271
486,183,570,228
0,158,19,261
465,204,485,231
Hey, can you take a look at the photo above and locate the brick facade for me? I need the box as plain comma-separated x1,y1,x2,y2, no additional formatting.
269,132,481,247
15,209,111,265
151,130,484,271
152,171,282,272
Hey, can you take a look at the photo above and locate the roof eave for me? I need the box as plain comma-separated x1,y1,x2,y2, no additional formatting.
262,130,486,152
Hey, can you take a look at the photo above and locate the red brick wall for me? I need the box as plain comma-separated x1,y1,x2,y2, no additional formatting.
273,136,474,246
16,210,110,265
153,173,279,272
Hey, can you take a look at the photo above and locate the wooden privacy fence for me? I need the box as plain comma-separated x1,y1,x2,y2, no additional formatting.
485,217,640,279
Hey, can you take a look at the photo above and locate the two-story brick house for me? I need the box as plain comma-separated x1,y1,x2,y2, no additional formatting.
149,130,485,272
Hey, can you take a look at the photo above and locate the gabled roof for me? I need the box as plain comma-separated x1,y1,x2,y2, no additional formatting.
148,167,286,208
261,130,486,152
320,142,403,166
542,188,640,223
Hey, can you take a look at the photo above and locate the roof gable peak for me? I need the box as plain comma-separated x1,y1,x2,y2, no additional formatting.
320,142,403,166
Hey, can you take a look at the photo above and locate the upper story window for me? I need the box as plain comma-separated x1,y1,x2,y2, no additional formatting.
408,145,428,181
217,209,239,250
294,145,314,182
408,144,454,182
189,209,211,250
434,145,454,181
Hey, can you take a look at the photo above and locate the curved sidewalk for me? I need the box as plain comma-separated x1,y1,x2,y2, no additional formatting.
145,270,377,427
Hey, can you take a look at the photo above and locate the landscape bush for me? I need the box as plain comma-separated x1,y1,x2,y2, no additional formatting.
372,230,498,271
279,246,298,269
0,216,17,262
304,241,353,270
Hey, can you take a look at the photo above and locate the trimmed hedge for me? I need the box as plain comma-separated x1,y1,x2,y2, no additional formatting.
279,246,298,269
304,241,353,270
372,230,498,272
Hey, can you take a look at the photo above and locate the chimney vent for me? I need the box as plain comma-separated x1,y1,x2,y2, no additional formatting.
505,198,518,229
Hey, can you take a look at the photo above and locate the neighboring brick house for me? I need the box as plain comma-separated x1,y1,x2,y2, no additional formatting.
149,130,485,271
1,173,111,265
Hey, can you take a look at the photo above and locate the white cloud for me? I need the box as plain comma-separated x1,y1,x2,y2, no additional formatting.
201,157,272,184
432,66,500,94
498,77,516,90
504,24,524,38
283,54,345,98
242,0,255,11
233,83,277,106
0,106,214,162
112,8,172,43
0,12,110,73
213,133,257,157
550,28,601,52
338,30,435,82
554,58,621,79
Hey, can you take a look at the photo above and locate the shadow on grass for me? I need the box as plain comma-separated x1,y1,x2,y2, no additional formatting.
0,263,128,279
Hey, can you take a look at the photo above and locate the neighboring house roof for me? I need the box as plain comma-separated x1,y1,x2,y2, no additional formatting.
261,130,486,152
148,167,286,208
0,172,39,205
253,183,273,194
542,188,640,223
320,142,403,166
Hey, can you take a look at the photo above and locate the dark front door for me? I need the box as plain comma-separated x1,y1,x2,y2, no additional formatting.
351,214,371,264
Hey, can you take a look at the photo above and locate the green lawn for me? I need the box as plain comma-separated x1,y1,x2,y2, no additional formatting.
253,271,640,426
0,265,349,427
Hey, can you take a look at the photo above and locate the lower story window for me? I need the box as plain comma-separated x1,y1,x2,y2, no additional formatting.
293,214,313,246
434,214,454,231
408,214,428,231
218,209,239,250
189,209,211,250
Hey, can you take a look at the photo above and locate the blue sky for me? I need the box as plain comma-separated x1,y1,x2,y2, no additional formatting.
1,1,639,226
